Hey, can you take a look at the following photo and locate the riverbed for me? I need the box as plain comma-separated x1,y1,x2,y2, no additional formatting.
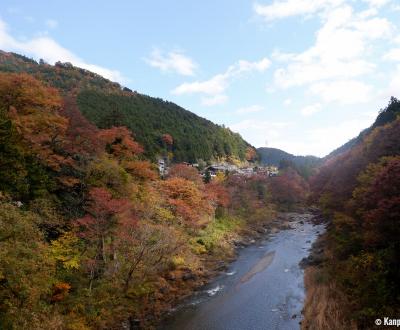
162,213,324,330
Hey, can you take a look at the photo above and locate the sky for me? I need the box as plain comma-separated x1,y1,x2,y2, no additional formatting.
0,0,399,157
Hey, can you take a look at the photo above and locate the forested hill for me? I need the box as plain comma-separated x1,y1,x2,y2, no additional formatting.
257,147,321,178
257,147,320,166
0,50,252,162
306,97,400,329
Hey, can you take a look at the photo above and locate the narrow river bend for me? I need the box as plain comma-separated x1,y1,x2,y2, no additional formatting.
163,213,324,330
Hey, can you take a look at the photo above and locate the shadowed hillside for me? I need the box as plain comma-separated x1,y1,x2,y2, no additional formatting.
304,97,400,329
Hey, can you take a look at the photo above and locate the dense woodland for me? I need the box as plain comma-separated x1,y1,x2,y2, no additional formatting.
306,97,400,329
0,71,308,329
77,90,250,162
0,51,251,163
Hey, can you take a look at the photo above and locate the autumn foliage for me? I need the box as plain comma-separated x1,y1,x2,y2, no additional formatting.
97,126,144,159
268,167,308,208
245,146,257,162
161,177,212,226
0,73,69,171
167,163,203,185
75,187,133,242
0,72,296,329
309,98,400,327
0,72,280,328
161,133,173,146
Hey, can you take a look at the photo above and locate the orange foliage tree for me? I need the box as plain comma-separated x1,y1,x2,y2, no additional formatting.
352,156,400,248
59,96,102,158
123,159,158,181
97,126,143,160
245,146,257,162
160,177,212,226
206,181,230,208
0,72,69,171
269,168,308,207
161,133,173,146
167,163,202,185
74,187,135,283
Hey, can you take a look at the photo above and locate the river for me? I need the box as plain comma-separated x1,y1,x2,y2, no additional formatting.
162,213,324,330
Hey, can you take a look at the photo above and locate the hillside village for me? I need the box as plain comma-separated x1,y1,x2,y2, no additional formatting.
157,157,279,179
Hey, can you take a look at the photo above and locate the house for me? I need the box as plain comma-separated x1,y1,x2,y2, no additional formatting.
157,158,168,177
267,166,279,177
237,167,254,176
207,163,238,174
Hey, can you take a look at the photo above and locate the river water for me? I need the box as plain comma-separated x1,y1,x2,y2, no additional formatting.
162,213,324,330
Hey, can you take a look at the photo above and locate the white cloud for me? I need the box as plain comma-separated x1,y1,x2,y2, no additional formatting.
283,98,292,106
384,64,400,97
269,3,395,110
307,117,376,155
271,50,296,62
45,19,58,29
172,57,270,96
201,94,228,106
383,48,400,61
300,103,322,116
253,0,345,21
0,19,126,82
251,1,395,155
172,74,228,95
352,16,393,39
362,0,391,8
145,49,197,76
275,59,374,88
273,5,392,89
266,86,276,94
357,8,379,19
309,80,373,104
236,105,264,114
236,58,271,72
268,116,376,156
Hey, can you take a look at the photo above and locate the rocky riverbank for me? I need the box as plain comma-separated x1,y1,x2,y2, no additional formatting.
161,210,326,330
299,210,329,268
299,212,356,330
120,209,326,329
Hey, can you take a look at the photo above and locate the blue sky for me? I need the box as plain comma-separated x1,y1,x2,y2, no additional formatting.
1,0,399,156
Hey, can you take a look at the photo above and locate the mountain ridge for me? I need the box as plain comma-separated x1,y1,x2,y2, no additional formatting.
257,147,321,178
0,50,253,163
